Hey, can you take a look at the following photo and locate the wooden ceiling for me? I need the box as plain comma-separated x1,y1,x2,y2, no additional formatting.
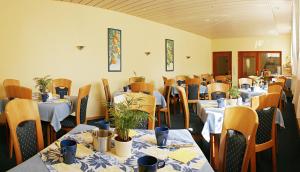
59,0,292,38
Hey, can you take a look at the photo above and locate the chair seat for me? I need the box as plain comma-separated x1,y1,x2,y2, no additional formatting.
188,100,199,103
159,107,168,112
61,115,76,128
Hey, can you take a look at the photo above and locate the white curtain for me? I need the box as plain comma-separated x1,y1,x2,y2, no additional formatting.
292,0,300,124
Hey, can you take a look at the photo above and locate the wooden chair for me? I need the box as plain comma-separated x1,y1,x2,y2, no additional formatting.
251,93,280,172
130,82,154,95
52,78,72,96
175,75,188,86
176,86,190,129
157,79,174,128
129,76,145,84
218,106,258,172
5,99,44,164
268,83,283,111
207,83,229,100
185,78,201,112
162,76,168,85
239,78,253,89
215,75,228,83
102,79,112,120
60,84,91,131
193,75,200,79
4,86,32,100
114,92,156,129
3,79,20,91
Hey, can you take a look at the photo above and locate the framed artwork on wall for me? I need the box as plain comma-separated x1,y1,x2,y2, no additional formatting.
108,28,121,72
165,39,174,71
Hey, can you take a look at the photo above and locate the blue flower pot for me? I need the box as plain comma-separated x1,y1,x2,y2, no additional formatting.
41,93,48,102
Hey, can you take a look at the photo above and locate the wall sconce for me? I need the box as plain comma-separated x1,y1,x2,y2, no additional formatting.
186,56,191,59
76,45,85,50
145,52,151,56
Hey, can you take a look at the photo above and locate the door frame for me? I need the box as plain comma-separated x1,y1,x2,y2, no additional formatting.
212,51,232,77
238,51,282,78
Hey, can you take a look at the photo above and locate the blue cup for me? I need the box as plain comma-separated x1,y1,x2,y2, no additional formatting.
96,120,110,130
155,127,169,147
41,93,48,102
217,98,225,108
138,155,165,172
123,86,128,92
60,140,77,164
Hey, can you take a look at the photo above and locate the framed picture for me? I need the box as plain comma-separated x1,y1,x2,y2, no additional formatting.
165,39,174,71
108,28,121,72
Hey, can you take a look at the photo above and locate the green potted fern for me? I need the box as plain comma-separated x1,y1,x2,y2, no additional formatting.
228,86,240,105
33,75,52,102
108,95,149,157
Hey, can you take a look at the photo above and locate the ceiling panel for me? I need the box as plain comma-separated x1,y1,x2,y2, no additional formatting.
59,0,292,38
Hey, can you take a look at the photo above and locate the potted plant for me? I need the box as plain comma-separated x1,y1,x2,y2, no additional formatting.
228,86,240,105
108,95,150,157
33,75,52,102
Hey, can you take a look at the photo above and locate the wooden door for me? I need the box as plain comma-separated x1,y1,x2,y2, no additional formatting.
212,52,232,77
238,52,259,78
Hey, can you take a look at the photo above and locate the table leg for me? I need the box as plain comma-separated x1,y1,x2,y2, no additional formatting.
47,125,51,145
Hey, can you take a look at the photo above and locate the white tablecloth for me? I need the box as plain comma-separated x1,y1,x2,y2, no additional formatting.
197,100,285,142
239,87,287,102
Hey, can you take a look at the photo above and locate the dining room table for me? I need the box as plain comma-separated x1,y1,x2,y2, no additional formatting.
239,86,287,103
196,99,285,142
8,124,214,172
0,95,77,132
112,90,167,108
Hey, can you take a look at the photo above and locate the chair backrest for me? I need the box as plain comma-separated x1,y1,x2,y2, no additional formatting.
5,86,32,100
201,74,215,85
52,78,72,96
130,82,154,95
251,93,280,145
193,75,200,79
268,83,283,95
3,79,20,87
163,79,175,109
5,99,44,164
102,79,112,102
175,75,188,85
176,86,190,129
215,75,228,83
162,76,168,85
114,92,156,129
185,78,201,100
219,106,258,172
75,84,91,125
238,78,253,88
129,76,145,84
207,83,230,100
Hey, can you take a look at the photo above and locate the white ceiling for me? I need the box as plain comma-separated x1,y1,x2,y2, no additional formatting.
59,0,292,38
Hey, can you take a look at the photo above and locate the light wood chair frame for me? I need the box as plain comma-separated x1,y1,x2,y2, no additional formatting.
176,86,190,129
251,93,280,172
114,92,156,130
102,79,112,120
219,106,258,172
52,78,72,96
5,99,44,164
129,76,145,84
207,83,230,100
130,82,154,95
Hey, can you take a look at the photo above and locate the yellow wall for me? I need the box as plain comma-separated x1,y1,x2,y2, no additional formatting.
0,0,212,118
212,35,291,85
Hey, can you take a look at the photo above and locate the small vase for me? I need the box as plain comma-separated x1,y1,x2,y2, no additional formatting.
114,136,132,157
41,93,49,102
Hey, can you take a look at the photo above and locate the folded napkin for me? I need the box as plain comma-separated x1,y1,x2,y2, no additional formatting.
139,135,156,144
52,163,82,172
168,148,198,163
140,146,169,160
76,144,94,158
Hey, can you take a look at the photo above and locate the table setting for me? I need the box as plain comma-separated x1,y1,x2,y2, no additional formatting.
38,125,213,172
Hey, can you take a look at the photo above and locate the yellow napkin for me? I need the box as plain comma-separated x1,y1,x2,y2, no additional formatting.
139,135,156,144
77,132,93,144
76,144,94,158
52,163,82,172
168,148,198,163
96,166,123,172
128,130,138,138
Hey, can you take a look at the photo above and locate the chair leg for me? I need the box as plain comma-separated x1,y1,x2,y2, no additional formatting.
52,127,57,142
272,145,277,172
210,134,219,170
167,110,171,128
157,110,161,127
47,125,51,145
9,137,13,159
251,153,257,172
